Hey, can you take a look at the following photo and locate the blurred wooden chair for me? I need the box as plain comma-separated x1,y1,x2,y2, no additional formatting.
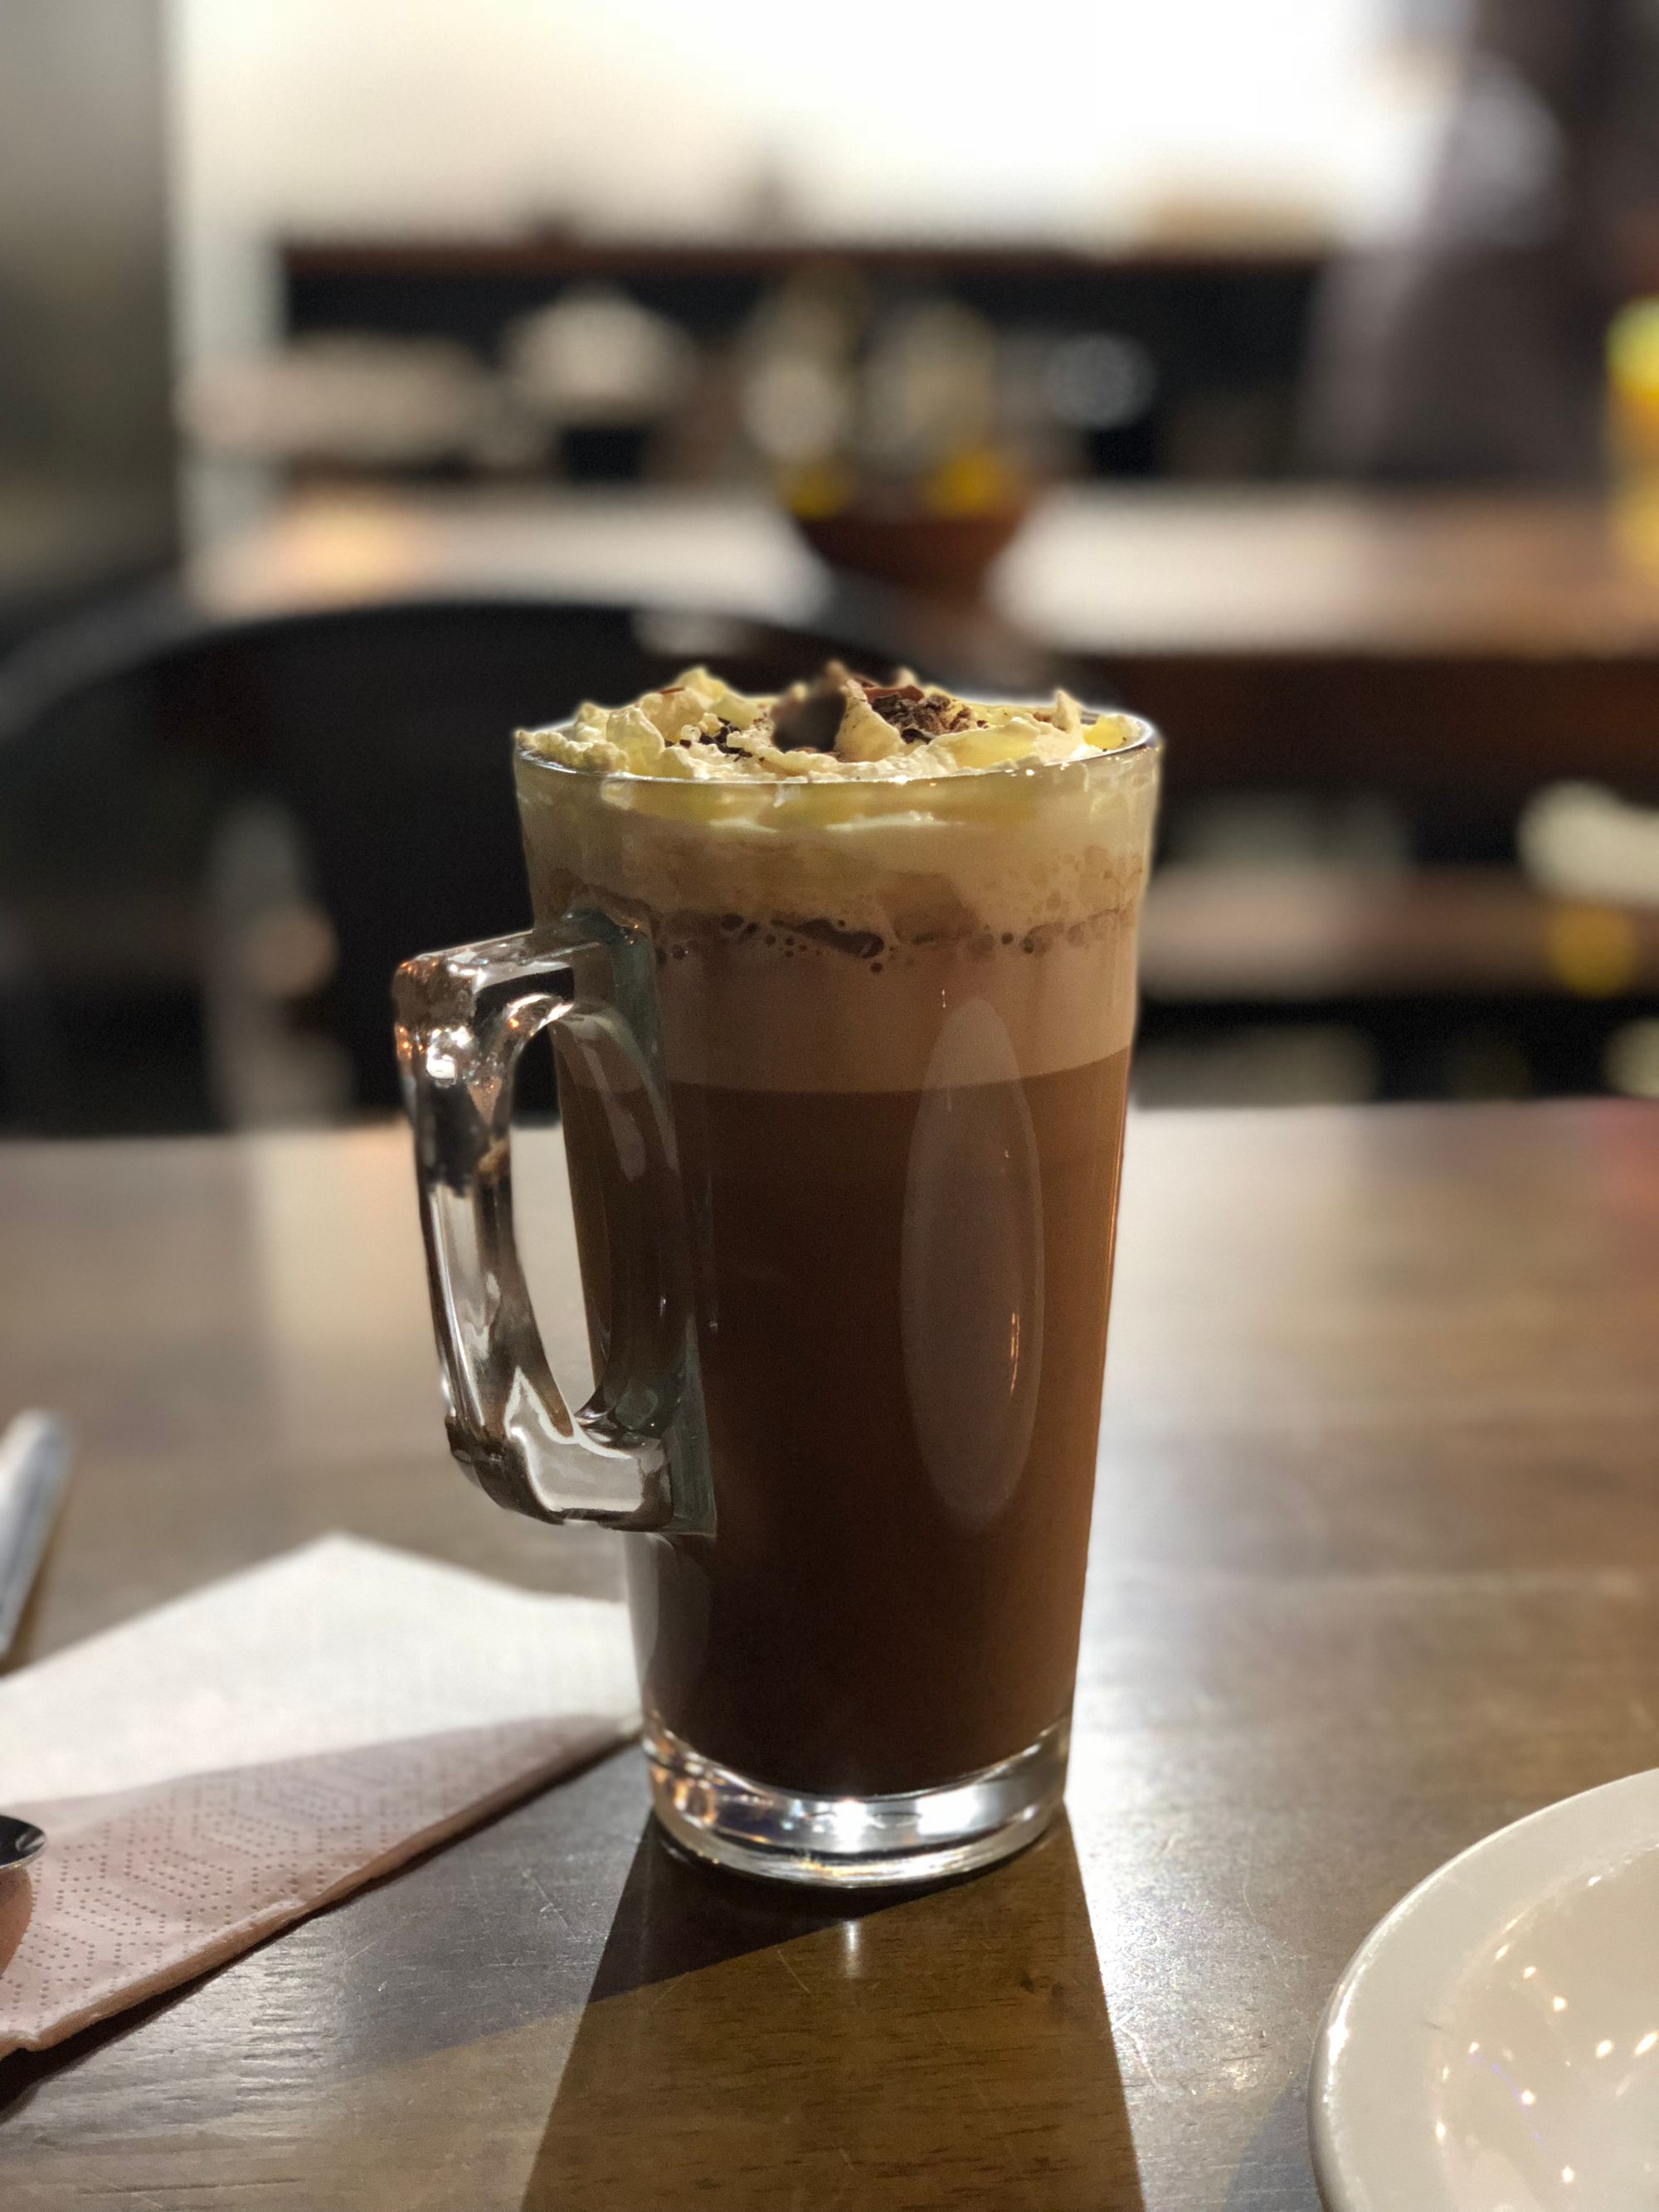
0,593,881,1131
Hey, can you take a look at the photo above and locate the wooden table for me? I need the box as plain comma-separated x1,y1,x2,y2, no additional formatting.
2,1102,1658,2209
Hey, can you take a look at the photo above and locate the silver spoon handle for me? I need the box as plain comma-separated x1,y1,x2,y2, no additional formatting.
0,1411,73,1659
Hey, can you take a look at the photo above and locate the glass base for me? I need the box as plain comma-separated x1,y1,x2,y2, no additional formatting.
644,1717,1069,1888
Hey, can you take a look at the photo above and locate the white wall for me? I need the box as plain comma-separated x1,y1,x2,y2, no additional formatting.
171,0,1444,367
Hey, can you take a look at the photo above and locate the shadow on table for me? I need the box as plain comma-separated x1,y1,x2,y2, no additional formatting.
1224,2079,1324,2212
522,1813,1145,2211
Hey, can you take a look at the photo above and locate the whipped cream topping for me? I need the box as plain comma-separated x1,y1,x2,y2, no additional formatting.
518,662,1144,782
514,667,1160,1091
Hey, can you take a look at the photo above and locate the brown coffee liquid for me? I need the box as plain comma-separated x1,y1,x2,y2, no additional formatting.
562,1048,1130,1798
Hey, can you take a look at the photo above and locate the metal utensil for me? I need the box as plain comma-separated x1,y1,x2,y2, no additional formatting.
0,1409,73,1660
0,1813,45,1872
0,1410,74,1871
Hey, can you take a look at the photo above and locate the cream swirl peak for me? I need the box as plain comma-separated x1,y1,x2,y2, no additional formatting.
518,662,1142,781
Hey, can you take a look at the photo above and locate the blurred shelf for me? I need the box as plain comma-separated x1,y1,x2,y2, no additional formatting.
283,234,1326,284
278,239,1319,467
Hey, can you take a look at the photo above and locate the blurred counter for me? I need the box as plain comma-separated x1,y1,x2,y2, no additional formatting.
192,480,1659,659
191,487,826,630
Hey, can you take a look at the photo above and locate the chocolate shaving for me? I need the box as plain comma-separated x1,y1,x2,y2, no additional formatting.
766,660,981,753
864,684,971,740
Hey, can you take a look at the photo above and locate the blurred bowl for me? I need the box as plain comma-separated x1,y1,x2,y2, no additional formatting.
790,498,1031,598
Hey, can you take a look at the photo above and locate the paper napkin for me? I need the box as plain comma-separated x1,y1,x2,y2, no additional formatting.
0,1536,638,2056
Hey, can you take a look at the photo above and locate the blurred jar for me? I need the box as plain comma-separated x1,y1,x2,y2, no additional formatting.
502,285,695,483
737,263,868,474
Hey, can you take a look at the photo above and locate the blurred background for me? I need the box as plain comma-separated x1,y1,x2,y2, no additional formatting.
5,0,1659,1133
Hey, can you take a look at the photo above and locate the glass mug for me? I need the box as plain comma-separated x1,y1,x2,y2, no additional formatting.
394,716,1160,1885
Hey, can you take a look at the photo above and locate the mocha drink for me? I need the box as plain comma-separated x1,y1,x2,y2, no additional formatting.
514,666,1157,1811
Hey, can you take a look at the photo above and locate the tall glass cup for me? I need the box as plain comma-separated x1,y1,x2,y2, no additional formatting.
395,717,1160,1885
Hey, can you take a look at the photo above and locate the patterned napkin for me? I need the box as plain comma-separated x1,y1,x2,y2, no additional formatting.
0,1537,638,2057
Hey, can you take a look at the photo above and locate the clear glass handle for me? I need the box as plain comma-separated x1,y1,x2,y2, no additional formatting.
393,920,712,1533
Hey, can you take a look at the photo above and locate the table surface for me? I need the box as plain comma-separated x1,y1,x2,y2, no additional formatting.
2,1103,1659,2210
192,482,1659,660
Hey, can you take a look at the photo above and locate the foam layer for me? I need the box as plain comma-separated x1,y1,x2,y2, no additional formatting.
518,730,1158,944
649,932,1141,1091
515,686,1159,1093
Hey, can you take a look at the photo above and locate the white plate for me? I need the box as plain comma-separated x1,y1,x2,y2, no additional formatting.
1311,1768,1659,2211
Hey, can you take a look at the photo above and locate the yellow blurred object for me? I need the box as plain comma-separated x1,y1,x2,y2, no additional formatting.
1608,299,1659,469
780,458,855,519
921,445,1024,518
1612,470,1659,571
1545,902,1640,996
